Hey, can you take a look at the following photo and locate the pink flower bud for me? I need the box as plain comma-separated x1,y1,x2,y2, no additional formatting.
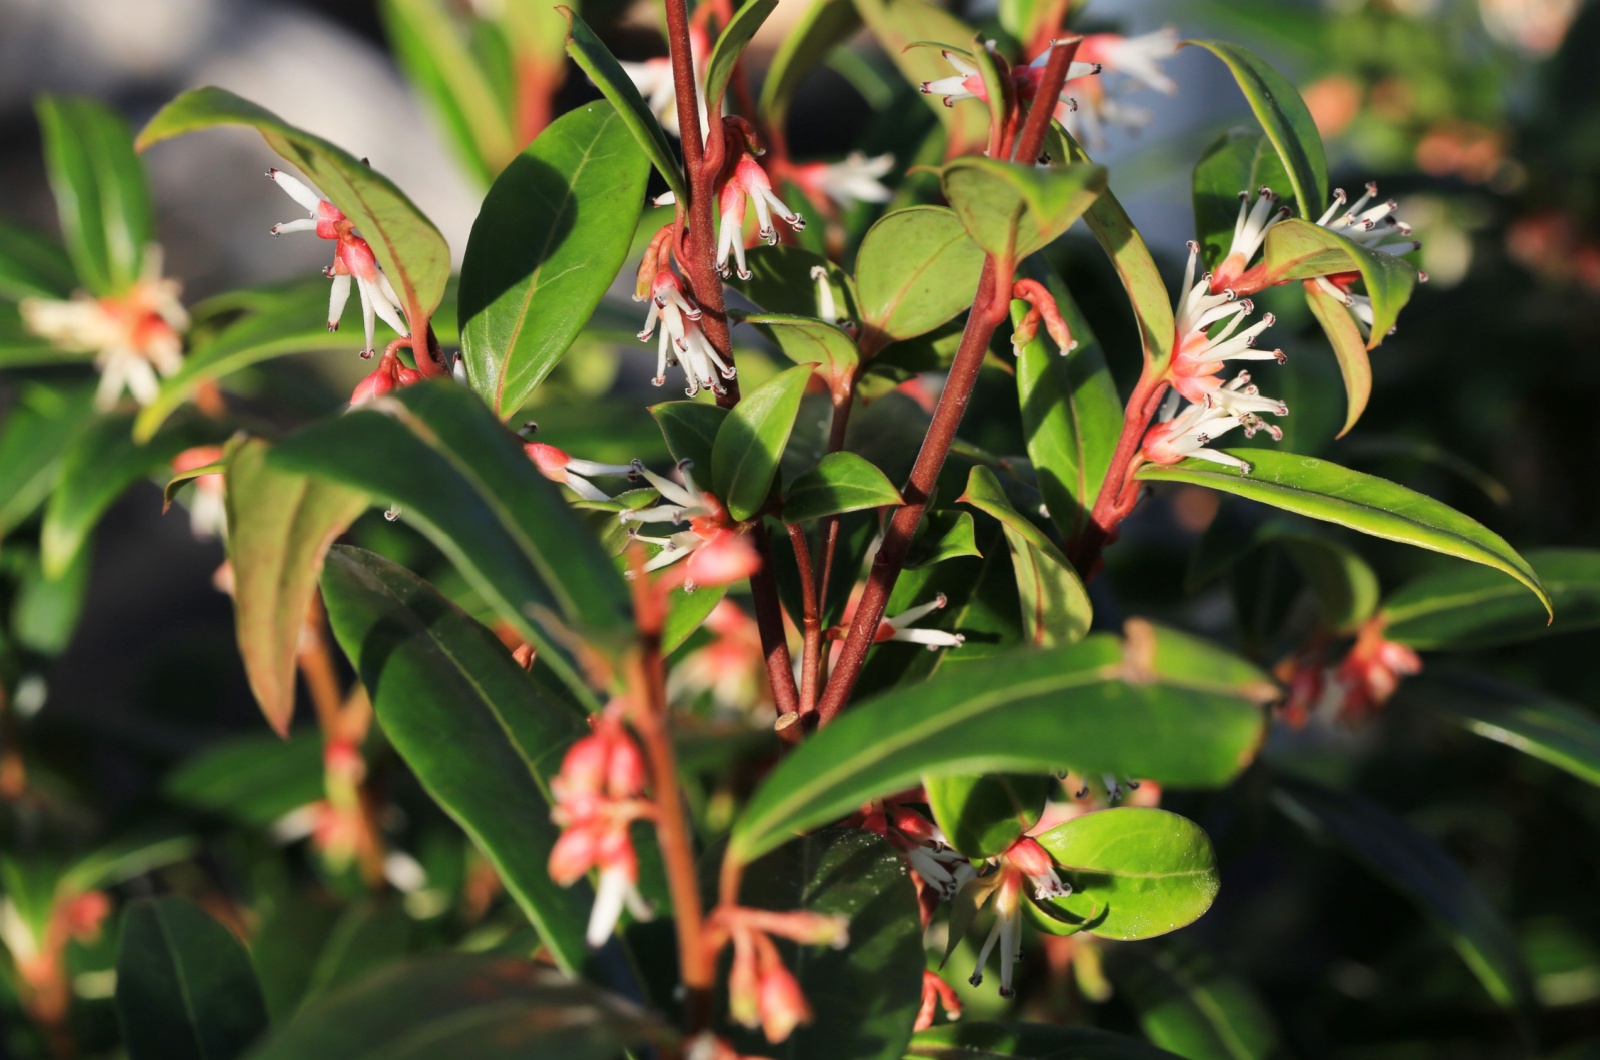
606,732,647,798
758,961,812,1043
1003,836,1054,877
554,733,610,801
891,807,937,843
349,366,396,406
525,441,572,481
548,825,599,886
683,529,762,588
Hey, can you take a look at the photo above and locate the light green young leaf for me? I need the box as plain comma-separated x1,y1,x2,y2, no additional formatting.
926,773,1049,858
1265,217,1418,349
704,0,779,113
1302,277,1373,436
742,313,860,402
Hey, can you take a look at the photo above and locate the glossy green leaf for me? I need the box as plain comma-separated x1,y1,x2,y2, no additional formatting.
1014,265,1120,543
224,439,368,736
36,95,154,296
269,381,634,695
1052,129,1175,370
320,546,596,973
652,400,728,474
850,0,988,156
743,313,860,402
1033,808,1220,941
137,86,450,322
730,629,1271,863
116,897,268,1060
784,452,902,523
460,102,648,418
1267,527,1381,633
1301,277,1372,436
711,363,813,521
1182,40,1328,221
0,219,77,300
663,582,728,656
909,1022,1184,1060
247,955,670,1060
1192,128,1294,271
855,206,985,349
1383,548,1600,650
1136,450,1550,619
1272,774,1535,1014
1110,943,1281,1060
705,0,778,112
959,465,1091,647
717,830,924,1060
939,158,1105,262
165,731,325,828
926,773,1049,858
760,0,863,134
1403,671,1600,788
0,384,94,536
1265,218,1418,349
560,6,688,203
164,459,227,510
905,510,982,569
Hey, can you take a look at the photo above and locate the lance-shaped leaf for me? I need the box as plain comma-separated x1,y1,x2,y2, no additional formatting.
906,510,982,569
1192,128,1295,271
1383,548,1600,650
320,547,600,974
850,0,988,156
247,955,672,1060
1259,526,1381,633
36,95,154,297
854,206,985,349
0,219,76,300
939,158,1105,262
224,438,368,736
560,6,688,203
1402,670,1600,788
1182,41,1328,221
165,731,325,828
0,384,94,536
116,897,268,1060
760,0,863,134
729,628,1272,864
783,452,902,523
1032,808,1220,941
910,1023,1185,1060
652,400,727,473
742,313,860,403
1272,774,1536,1015
460,101,649,418
959,465,1091,647
704,0,778,113
1266,217,1418,350
1014,264,1120,543
926,773,1050,858
269,381,634,700
1136,450,1550,619
137,87,450,324
1109,942,1282,1060
711,363,813,521
1303,277,1373,436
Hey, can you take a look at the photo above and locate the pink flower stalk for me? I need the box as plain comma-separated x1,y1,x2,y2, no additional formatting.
716,156,805,280
636,269,736,396
268,169,408,357
524,441,637,502
920,41,1101,109
960,836,1071,998
348,351,422,406
915,969,963,1031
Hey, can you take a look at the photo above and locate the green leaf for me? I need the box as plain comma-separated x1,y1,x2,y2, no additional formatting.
0,384,94,536
717,830,924,1060
1181,41,1328,222
1110,942,1282,1060
1135,450,1550,619
460,102,648,418
1264,217,1418,349
36,95,154,296
784,452,902,523
1403,671,1600,788
712,363,814,521
652,400,728,473
1272,774,1536,1015
1013,264,1120,544
560,6,688,203
137,87,450,322
1032,808,1220,941
0,218,77,300
850,0,988,156
1051,129,1175,371
742,313,861,401
854,206,985,349
269,381,634,696
297,902,413,1006
759,0,863,134
1301,277,1372,436
705,0,779,112
115,897,268,1060
61,828,200,893
1191,128,1294,272
165,731,325,828
320,547,596,974
905,510,982,569
925,773,1049,858
663,582,728,655
938,158,1105,262
10,538,90,655
224,438,369,736
729,629,1271,864
1266,527,1381,633
246,954,671,1060
958,465,1091,647
1383,548,1600,650
731,244,857,320
910,1022,1184,1060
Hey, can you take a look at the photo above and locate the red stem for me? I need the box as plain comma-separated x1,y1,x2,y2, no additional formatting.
1069,368,1167,576
788,523,822,714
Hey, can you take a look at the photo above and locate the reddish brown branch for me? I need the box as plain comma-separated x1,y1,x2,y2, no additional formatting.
788,523,822,715
1069,369,1167,577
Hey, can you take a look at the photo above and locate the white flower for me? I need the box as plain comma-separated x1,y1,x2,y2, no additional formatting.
637,270,736,396
717,156,805,280
870,594,965,650
795,152,895,207
1170,242,1286,404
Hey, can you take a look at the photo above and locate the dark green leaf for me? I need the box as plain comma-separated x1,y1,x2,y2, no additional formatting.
939,159,1104,262
62,828,200,893
855,206,985,349
116,897,268,1060
11,540,90,655
909,1022,1185,1059
165,731,326,828
925,773,1049,858
1402,671,1600,788
298,902,414,1004
0,384,94,536
705,0,779,112
138,87,450,322
1266,527,1380,633
652,400,728,474
0,218,77,300
1383,548,1600,650
712,363,813,521
1264,218,1418,348
1110,942,1282,1060
460,102,648,418
733,244,858,320
1033,808,1219,941
743,313,861,401
784,452,902,523
1192,128,1294,272
1136,450,1550,619
905,510,982,569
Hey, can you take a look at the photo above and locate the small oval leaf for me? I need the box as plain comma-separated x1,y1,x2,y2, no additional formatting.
855,206,985,348
925,773,1050,858
939,158,1105,262
711,363,814,521
783,451,902,523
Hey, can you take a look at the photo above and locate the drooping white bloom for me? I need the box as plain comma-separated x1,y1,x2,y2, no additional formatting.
875,594,966,650
637,270,736,396
792,152,895,207
716,156,805,280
